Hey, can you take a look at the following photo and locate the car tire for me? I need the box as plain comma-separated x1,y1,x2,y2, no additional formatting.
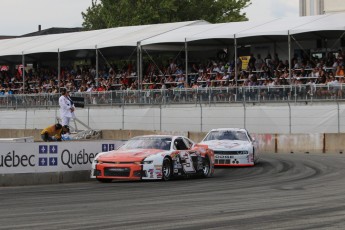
96,178,112,183
162,157,172,181
200,157,212,178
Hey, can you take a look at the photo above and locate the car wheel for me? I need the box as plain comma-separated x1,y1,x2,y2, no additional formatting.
96,178,112,183
162,157,172,181
200,157,211,178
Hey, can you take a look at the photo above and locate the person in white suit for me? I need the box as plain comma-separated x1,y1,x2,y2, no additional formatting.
59,88,76,126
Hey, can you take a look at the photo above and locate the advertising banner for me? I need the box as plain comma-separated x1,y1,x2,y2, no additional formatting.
0,140,126,174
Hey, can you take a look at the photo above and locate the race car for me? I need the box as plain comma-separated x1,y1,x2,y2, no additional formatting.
91,135,214,182
199,128,259,166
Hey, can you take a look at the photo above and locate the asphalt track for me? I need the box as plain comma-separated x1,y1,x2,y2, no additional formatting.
1,153,345,230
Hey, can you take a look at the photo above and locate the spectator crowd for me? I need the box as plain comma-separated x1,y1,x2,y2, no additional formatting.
0,49,344,96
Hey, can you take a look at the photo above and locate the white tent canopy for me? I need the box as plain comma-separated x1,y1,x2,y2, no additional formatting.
234,14,328,38
290,12,345,34
141,12,345,46
0,13,344,57
0,21,206,56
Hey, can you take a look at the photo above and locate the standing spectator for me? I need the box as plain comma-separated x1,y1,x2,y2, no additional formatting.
59,88,76,126
255,54,264,70
248,53,256,70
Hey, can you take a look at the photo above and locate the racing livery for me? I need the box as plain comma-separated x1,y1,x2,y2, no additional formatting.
199,128,259,166
91,135,214,182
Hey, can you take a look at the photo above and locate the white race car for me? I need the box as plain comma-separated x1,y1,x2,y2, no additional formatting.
199,128,259,166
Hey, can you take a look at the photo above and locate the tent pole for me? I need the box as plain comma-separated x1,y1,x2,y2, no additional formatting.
22,52,25,94
138,42,143,90
185,38,188,87
137,42,141,90
288,31,291,85
96,45,99,87
234,35,237,86
58,49,61,93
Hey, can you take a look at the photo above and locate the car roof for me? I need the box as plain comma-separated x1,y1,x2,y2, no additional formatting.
131,135,185,139
208,128,247,132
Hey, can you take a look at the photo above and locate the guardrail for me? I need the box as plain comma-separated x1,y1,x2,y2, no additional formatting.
1,84,344,109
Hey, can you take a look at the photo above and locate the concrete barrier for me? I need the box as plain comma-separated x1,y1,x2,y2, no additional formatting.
325,133,345,154
0,129,41,141
1,129,344,154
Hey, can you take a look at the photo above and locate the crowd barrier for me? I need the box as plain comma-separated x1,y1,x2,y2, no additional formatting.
1,84,345,109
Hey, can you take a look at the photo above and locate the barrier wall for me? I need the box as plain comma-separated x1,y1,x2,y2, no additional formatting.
0,140,126,186
1,102,345,133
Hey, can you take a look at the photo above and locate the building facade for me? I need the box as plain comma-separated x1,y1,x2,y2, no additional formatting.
300,0,345,16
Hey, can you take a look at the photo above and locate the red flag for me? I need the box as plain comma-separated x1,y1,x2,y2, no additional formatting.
17,64,23,75
0,65,9,71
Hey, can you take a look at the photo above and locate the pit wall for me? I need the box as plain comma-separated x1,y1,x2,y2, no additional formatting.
1,129,345,154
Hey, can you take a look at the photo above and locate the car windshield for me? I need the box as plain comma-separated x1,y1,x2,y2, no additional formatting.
120,137,172,150
204,130,248,141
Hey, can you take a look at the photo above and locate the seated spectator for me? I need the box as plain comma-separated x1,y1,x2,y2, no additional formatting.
335,65,344,77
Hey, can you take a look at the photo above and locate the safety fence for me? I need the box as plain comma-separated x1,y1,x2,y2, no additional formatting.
0,84,344,109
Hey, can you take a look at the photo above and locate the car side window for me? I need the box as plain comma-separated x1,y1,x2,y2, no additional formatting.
174,138,188,150
248,133,254,142
183,138,194,149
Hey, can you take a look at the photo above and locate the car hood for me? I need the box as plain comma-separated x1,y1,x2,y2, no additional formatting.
199,140,250,150
97,148,164,162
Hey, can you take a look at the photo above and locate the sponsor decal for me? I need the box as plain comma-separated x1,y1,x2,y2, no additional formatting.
102,144,108,152
39,157,48,166
108,168,129,172
212,141,240,149
109,144,115,151
102,144,116,152
0,141,122,173
0,151,35,167
49,157,58,166
215,155,234,159
156,169,162,178
232,159,239,164
39,145,58,167
49,145,58,154
148,169,154,178
61,149,96,169
39,145,48,154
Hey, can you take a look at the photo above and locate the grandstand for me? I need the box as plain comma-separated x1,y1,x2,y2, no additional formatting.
0,13,344,135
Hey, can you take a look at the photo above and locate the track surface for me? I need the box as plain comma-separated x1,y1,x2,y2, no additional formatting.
1,153,345,230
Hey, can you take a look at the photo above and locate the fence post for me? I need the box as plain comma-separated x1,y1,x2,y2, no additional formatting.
243,101,246,129
199,101,203,132
87,107,90,127
160,104,162,131
25,108,27,130
337,101,340,133
122,105,125,130
288,102,291,134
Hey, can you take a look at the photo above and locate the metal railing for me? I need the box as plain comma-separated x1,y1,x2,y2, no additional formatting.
1,84,344,109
